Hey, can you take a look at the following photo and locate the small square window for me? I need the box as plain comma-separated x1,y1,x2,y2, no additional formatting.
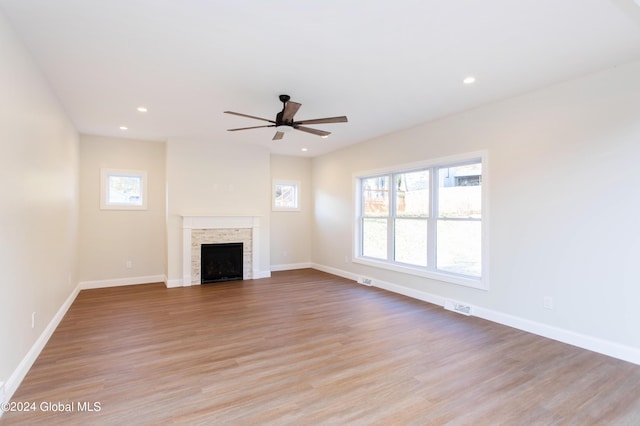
100,168,148,210
273,180,300,211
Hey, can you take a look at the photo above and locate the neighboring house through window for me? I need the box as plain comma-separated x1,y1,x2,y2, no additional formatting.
354,151,487,289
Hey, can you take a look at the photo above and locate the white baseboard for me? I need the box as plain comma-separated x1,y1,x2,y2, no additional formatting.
473,307,640,366
311,263,640,366
271,262,313,272
80,274,166,290
311,263,359,281
166,278,184,288
2,282,81,415
252,269,272,279
166,270,272,288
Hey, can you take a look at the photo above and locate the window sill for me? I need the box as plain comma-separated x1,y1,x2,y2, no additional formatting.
353,256,488,290
272,207,301,212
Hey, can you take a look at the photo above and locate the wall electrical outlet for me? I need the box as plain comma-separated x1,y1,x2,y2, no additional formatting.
31,312,36,328
543,296,554,310
126,260,132,269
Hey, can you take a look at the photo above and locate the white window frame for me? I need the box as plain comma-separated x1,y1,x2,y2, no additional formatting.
353,151,489,290
100,168,148,210
272,179,300,211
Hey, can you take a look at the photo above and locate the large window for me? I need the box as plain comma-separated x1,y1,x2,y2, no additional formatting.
355,152,487,289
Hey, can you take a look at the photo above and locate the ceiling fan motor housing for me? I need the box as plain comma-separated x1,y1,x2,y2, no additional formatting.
224,94,347,140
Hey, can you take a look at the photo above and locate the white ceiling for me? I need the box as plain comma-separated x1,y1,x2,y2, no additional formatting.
1,0,640,157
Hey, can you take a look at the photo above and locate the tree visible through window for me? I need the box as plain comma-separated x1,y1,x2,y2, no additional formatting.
107,175,142,205
100,169,148,210
355,153,486,288
273,180,300,211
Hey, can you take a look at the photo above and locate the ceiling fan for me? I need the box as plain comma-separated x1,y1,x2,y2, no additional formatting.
224,94,348,140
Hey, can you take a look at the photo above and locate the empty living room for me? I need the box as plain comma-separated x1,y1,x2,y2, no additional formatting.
1,1,640,424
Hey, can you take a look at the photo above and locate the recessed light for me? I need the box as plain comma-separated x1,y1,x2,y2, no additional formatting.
321,135,329,139
463,76,476,85
137,107,148,112
301,148,308,152
119,126,128,130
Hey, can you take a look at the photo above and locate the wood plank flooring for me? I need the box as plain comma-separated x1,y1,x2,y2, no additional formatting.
3,269,640,425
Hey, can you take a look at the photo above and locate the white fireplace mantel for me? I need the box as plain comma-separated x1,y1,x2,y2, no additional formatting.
182,215,261,286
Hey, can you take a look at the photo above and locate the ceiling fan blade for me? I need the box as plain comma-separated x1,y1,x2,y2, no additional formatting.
294,116,348,125
227,124,275,131
273,131,285,140
294,126,331,137
281,102,301,122
224,111,275,123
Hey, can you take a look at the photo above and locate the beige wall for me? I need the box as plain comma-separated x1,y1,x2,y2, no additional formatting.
166,138,271,285
77,134,166,285
0,12,78,390
270,155,312,269
312,60,640,354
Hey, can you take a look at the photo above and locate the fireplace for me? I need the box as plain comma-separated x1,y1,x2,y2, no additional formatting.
201,243,243,284
181,215,263,287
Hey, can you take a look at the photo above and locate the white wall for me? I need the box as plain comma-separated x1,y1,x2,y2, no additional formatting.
166,138,271,285
0,11,78,394
270,155,313,269
312,60,640,358
77,134,166,286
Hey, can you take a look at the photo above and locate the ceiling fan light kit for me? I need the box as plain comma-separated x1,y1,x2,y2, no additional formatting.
275,125,293,133
224,94,348,140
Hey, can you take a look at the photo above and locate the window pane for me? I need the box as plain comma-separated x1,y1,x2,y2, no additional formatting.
362,218,387,259
108,175,142,205
437,220,481,277
275,183,297,208
438,163,481,218
362,176,389,217
394,219,427,266
395,170,429,217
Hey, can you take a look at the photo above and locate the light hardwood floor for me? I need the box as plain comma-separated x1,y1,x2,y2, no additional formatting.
3,269,640,425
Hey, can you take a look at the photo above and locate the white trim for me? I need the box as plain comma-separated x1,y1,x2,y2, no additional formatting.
252,269,272,279
352,150,489,290
272,179,301,211
311,263,359,282
310,263,640,366
271,262,313,272
181,215,262,286
352,150,489,181
2,283,81,414
100,168,148,210
79,275,166,290
472,306,640,366
352,257,485,290
165,278,184,288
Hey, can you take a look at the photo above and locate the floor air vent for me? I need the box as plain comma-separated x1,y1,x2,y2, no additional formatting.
444,299,473,316
357,276,373,286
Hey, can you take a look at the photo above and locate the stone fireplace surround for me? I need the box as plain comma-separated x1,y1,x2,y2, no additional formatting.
182,216,261,286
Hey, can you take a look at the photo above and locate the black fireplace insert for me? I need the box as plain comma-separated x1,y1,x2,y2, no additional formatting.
201,242,243,284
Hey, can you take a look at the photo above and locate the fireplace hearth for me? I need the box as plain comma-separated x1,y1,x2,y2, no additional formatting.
201,243,243,284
